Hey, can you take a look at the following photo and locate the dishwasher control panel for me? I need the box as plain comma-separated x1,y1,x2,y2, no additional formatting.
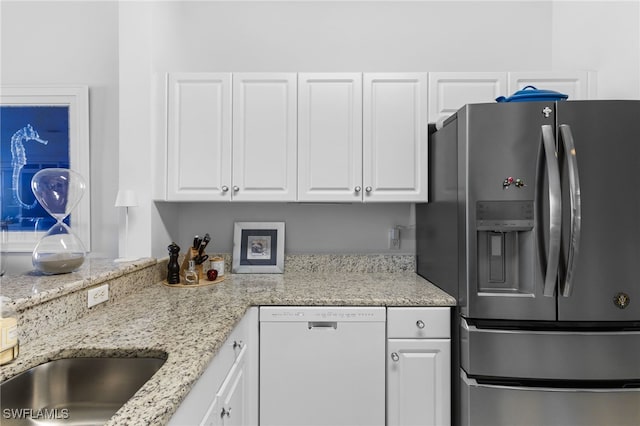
259,306,386,322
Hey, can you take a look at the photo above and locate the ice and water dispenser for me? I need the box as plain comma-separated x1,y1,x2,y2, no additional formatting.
476,200,535,294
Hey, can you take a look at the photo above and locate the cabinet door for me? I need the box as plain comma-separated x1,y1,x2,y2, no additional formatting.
428,72,507,123
387,339,451,426
202,345,248,426
219,345,247,426
508,71,596,100
167,73,232,201
363,73,428,202
232,73,297,201
298,73,363,202
169,308,258,426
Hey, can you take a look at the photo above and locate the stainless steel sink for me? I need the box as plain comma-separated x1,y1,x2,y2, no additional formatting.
0,356,166,425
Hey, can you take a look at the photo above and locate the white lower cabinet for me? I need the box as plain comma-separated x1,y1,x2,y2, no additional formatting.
169,307,258,426
201,344,248,426
171,306,451,426
387,307,451,426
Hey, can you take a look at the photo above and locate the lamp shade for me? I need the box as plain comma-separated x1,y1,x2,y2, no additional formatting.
115,189,138,208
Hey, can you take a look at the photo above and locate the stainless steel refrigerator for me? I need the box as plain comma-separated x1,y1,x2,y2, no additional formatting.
416,100,640,426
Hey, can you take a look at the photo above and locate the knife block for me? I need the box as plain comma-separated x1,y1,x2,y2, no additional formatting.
180,248,207,281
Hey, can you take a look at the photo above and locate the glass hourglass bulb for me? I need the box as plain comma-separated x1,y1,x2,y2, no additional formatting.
30,168,87,275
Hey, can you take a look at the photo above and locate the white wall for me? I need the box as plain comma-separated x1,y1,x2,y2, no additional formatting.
552,1,640,98
151,1,552,72
2,1,639,270
148,0,639,258
1,1,119,273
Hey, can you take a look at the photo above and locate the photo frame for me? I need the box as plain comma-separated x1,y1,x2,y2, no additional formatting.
1,86,90,252
232,222,285,273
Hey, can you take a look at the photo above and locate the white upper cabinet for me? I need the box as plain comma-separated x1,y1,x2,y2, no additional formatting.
167,73,296,202
298,72,428,203
428,72,507,124
167,73,232,201
428,71,596,124
507,71,596,100
298,73,363,202
363,73,429,202
165,71,593,202
232,73,297,201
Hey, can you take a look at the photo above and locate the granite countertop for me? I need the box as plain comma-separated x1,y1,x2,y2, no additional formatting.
1,257,158,310
1,270,455,425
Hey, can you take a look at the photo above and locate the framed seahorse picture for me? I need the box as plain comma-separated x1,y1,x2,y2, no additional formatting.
0,86,90,252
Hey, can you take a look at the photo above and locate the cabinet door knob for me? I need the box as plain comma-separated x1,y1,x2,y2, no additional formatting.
416,320,425,329
220,407,231,418
233,186,240,192
221,186,229,192
354,186,362,193
365,186,373,193
391,352,400,362
233,340,243,350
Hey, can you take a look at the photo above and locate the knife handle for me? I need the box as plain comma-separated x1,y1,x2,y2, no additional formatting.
198,233,210,254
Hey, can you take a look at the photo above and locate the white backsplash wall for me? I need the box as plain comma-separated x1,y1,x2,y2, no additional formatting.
169,202,416,255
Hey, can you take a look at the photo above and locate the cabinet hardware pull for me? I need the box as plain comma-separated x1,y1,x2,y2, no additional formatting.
233,186,240,192
391,352,400,362
365,186,372,193
354,186,361,193
220,407,231,418
233,340,243,350
221,185,229,192
416,320,425,329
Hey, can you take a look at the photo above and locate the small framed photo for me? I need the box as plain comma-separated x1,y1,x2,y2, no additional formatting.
232,222,285,273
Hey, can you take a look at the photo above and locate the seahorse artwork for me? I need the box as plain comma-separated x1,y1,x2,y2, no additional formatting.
10,123,48,209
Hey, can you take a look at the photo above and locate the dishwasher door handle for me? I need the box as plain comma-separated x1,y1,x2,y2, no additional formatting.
308,321,338,330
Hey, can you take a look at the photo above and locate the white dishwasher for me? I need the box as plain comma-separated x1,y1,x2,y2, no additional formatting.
259,306,386,426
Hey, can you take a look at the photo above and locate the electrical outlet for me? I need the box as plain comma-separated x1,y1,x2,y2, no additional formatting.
88,284,109,308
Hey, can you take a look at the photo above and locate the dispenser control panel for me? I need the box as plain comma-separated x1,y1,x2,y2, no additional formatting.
476,201,534,231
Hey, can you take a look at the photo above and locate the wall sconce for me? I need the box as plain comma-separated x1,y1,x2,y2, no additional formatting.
115,189,138,263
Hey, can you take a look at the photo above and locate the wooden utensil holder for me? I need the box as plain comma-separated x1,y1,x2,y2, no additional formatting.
180,248,207,281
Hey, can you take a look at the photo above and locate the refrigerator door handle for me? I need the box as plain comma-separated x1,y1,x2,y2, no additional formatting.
558,124,582,297
539,125,562,297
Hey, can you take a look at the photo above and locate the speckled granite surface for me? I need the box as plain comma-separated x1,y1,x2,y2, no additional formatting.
162,253,416,275
283,253,415,273
1,257,157,310
0,258,454,426
1,258,161,343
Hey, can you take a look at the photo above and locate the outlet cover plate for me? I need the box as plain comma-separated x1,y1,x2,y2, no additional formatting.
88,284,109,308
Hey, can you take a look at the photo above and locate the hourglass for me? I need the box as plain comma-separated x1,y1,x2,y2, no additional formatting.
31,168,87,274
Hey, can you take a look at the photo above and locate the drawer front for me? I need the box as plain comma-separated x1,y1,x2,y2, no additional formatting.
387,307,450,338
461,370,640,426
